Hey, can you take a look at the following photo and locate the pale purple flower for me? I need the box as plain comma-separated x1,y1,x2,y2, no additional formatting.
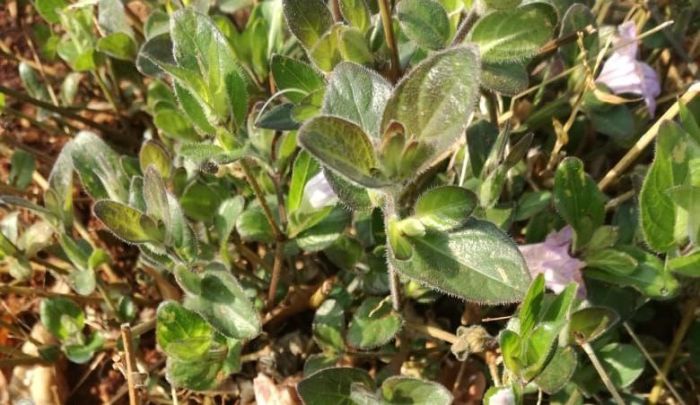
518,226,586,297
596,21,661,115
303,172,338,209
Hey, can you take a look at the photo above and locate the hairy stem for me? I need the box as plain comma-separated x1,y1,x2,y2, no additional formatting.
383,192,402,311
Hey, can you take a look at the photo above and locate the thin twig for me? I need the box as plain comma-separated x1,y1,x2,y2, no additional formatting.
266,241,285,309
121,324,141,405
648,297,699,404
623,322,685,405
0,84,126,139
579,340,625,405
240,159,284,239
598,83,700,191
378,0,400,81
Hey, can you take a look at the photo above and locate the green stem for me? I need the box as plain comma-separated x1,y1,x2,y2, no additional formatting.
383,192,402,311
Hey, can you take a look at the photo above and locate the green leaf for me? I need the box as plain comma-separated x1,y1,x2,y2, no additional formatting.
668,251,700,277
313,298,346,351
679,102,700,146
514,191,551,222
381,46,481,163
19,62,52,120
35,0,68,23
96,32,137,60
298,116,389,188
288,151,320,213
559,4,598,66
322,62,392,139
9,150,36,190
414,186,477,231
93,200,159,244
585,245,679,299
40,297,84,341
397,0,450,50
338,27,374,65
339,0,371,33
297,367,375,405
170,9,249,129
215,196,245,250
157,301,214,361
296,206,350,252
183,267,261,340
575,343,645,393
256,103,300,130
65,332,104,364
70,131,129,202
347,297,402,349
237,204,274,243
597,343,645,388
310,23,343,72
518,274,546,336
166,352,224,391
180,181,224,222
481,61,529,96
380,376,453,404
667,185,700,245
324,169,374,211
553,157,606,250
97,0,134,38
482,0,522,10
139,140,171,179
585,249,638,275
534,346,577,394
283,0,334,49
640,121,690,252
392,219,531,304
468,3,557,63
569,306,619,343
271,54,325,104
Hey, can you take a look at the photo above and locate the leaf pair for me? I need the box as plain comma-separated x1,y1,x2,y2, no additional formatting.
298,46,481,189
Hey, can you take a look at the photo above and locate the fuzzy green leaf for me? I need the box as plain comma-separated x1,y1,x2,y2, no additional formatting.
392,219,530,304
469,3,557,63
397,0,450,50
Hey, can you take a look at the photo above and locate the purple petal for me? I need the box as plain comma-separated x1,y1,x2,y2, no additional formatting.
615,21,639,59
519,226,586,297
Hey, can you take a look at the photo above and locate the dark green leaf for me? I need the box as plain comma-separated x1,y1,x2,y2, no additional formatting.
380,376,453,404
323,62,392,139
469,3,557,63
298,116,389,187
392,219,530,304
297,367,375,404
397,0,450,50
40,297,84,341
414,186,477,231
347,297,402,349
283,0,334,49
553,157,606,250
569,306,619,343
381,46,481,164
93,200,159,244
271,54,325,104
157,301,214,360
